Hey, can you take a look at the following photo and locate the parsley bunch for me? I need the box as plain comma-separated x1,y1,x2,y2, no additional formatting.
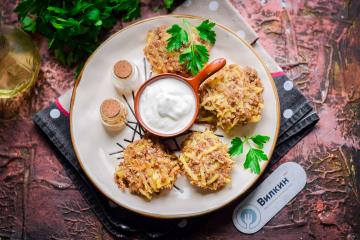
166,19,216,75
15,0,175,70
15,0,141,67
228,134,270,174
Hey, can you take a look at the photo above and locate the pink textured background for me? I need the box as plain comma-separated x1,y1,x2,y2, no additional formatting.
1,0,359,239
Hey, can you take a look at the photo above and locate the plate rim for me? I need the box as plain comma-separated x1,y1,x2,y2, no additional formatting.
70,14,281,219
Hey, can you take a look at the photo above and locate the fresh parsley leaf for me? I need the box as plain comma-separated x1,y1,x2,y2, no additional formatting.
228,137,243,156
250,134,270,149
179,44,209,75
95,20,103,26
50,19,65,30
195,20,216,44
47,7,68,15
71,2,94,16
166,24,189,52
166,19,216,76
120,2,141,22
22,16,36,33
244,148,268,174
228,134,270,174
87,8,100,21
163,0,174,10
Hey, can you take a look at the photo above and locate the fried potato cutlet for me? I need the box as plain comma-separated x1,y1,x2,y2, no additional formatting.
179,130,234,191
114,138,180,200
199,64,264,131
144,25,213,77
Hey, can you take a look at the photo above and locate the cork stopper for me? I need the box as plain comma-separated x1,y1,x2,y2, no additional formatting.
114,60,132,79
100,99,121,118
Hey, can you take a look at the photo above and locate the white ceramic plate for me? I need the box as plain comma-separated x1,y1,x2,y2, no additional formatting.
70,15,280,218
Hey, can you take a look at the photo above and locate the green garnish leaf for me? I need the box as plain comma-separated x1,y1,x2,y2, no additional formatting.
47,6,68,15
228,137,243,156
22,16,36,33
166,24,189,51
166,19,216,76
95,20,103,26
244,148,268,174
179,44,209,75
228,134,270,174
71,2,94,16
163,0,174,10
195,19,216,44
250,134,270,149
87,8,100,21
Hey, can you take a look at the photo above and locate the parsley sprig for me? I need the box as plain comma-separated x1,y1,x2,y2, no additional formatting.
15,0,142,67
15,0,175,76
228,134,270,174
166,19,216,75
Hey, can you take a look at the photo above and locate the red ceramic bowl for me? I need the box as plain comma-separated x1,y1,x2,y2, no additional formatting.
134,58,226,137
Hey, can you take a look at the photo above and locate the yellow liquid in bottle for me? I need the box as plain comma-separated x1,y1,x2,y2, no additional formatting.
0,26,40,99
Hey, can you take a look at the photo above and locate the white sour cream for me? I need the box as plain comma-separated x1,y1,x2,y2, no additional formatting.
139,78,196,134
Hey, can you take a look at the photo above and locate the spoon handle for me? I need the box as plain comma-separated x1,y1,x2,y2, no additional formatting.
187,58,226,91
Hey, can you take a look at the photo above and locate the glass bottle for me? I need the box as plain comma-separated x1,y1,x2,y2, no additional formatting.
0,23,40,99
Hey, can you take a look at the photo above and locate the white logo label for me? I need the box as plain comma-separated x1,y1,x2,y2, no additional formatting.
234,204,261,230
233,162,307,234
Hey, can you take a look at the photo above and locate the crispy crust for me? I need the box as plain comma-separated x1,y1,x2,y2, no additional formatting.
144,25,212,77
179,130,234,191
199,64,264,131
114,138,180,200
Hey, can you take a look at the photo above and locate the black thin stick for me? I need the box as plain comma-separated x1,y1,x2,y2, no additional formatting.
130,123,136,142
135,123,143,138
126,122,142,136
122,94,136,118
109,150,123,155
143,57,147,79
116,142,125,150
173,185,183,193
172,138,180,151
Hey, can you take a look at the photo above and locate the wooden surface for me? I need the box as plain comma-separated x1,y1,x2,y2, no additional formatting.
1,0,359,239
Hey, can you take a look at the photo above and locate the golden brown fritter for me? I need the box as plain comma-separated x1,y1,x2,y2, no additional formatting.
114,138,180,200
179,130,234,191
144,25,212,77
199,64,264,131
